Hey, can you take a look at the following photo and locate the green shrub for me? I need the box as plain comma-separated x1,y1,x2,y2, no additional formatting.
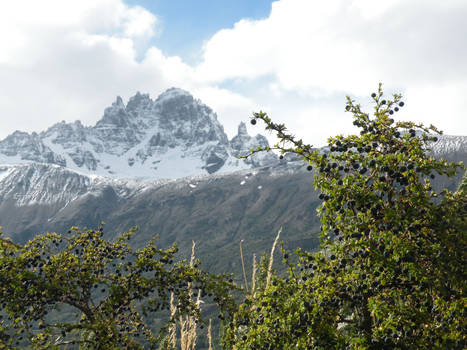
223,84,466,350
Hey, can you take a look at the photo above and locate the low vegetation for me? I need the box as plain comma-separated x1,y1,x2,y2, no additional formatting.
0,226,236,349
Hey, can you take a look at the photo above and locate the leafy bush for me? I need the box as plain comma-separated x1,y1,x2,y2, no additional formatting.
0,226,236,349
223,84,466,349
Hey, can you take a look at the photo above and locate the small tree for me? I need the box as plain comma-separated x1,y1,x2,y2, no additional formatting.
223,84,466,349
0,226,236,349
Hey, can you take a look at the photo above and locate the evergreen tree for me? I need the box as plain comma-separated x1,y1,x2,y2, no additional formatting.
223,84,466,349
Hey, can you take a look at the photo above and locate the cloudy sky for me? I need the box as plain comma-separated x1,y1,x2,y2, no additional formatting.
0,0,466,146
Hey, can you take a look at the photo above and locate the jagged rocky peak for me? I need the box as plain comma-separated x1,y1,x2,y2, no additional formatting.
42,120,87,143
0,131,38,157
230,122,277,167
96,96,130,128
155,87,192,103
0,130,67,167
126,92,152,114
153,88,229,147
231,122,269,151
0,88,281,179
238,121,248,136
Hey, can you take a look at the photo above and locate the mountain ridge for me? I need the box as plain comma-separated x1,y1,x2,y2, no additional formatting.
0,87,466,275
0,88,278,180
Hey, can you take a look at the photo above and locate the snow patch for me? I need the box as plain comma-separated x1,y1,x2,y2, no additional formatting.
0,167,13,182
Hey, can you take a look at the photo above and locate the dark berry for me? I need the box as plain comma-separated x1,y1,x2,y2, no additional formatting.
371,93,377,98
394,107,399,112
389,110,394,115
381,100,386,105
399,101,404,107
307,165,313,171
250,119,257,125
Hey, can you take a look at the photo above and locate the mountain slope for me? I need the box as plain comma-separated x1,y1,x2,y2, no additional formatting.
0,162,321,275
0,88,278,179
1,140,465,276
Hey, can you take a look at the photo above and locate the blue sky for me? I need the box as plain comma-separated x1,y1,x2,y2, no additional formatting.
0,0,466,146
125,0,274,63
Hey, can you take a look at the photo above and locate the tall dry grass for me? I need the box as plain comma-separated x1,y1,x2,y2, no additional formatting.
240,227,282,300
239,239,249,293
266,227,282,289
167,240,207,350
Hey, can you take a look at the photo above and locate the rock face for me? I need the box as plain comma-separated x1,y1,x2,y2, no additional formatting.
230,122,277,168
0,88,279,179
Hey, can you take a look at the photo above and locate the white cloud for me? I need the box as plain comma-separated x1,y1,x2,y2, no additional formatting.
198,0,467,95
193,86,259,137
194,0,467,144
0,0,466,147
0,0,161,137
0,0,255,141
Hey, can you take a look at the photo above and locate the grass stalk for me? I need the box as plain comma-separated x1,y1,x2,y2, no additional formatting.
251,254,257,297
207,319,213,350
266,227,282,289
239,239,249,293
168,292,177,349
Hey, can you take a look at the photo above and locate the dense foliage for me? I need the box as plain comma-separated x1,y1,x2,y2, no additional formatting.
0,226,236,349
223,85,467,349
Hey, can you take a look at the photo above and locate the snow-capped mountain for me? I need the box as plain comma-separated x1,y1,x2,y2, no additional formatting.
0,86,465,250
429,134,467,160
0,88,277,179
